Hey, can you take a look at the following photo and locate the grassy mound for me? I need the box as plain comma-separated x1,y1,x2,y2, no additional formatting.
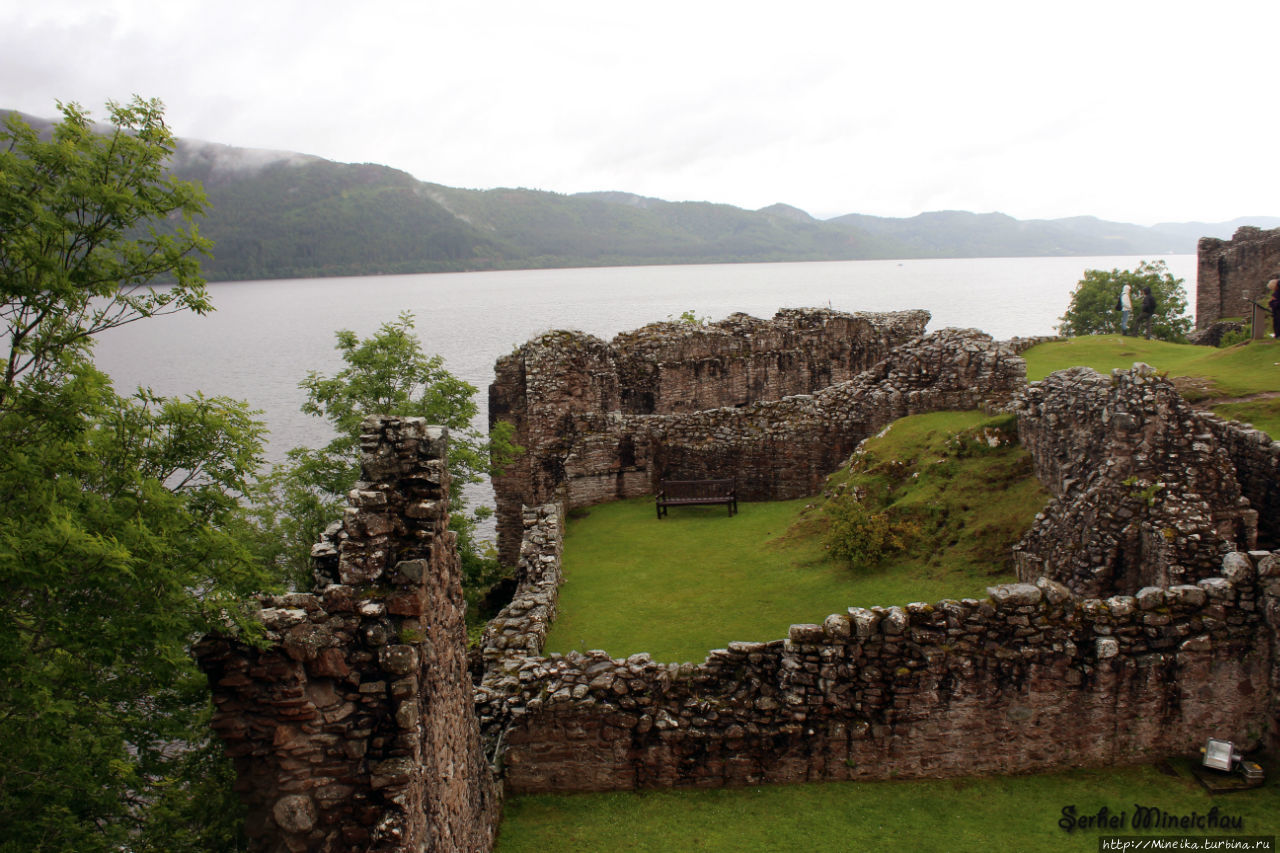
1023,335,1280,436
543,410,1046,663
815,410,1044,584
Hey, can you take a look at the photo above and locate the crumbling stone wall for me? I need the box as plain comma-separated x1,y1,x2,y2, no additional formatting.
197,417,499,853
1005,335,1063,354
477,494,1275,793
199,311,1280,846
1268,562,1280,756
1201,412,1280,551
643,327,1025,497
1197,226,1280,328
479,504,564,668
489,309,1029,565
609,309,917,414
1012,364,1258,598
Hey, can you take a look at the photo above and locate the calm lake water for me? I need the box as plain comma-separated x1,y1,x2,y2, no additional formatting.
93,255,1197,525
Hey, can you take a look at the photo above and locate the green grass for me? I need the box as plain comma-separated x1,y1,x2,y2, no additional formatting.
546,496,863,663
497,759,1280,853
1022,335,1280,393
1213,400,1280,437
823,410,1046,577
1023,335,1280,436
544,411,1045,664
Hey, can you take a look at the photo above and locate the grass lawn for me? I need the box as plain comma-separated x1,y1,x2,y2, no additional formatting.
546,496,858,663
544,411,1044,664
1024,335,1280,436
497,758,1280,853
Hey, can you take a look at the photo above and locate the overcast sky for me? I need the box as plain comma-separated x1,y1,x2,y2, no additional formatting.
4,0,1277,225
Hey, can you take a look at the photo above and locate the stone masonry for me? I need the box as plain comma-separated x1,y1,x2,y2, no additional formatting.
1012,364,1258,598
202,306,1280,849
1197,226,1280,328
197,417,498,853
1202,411,1280,552
473,353,1280,793
478,498,1275,793
489,309,1029,566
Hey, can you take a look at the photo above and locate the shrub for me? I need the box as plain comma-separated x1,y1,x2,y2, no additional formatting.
823,497,914,569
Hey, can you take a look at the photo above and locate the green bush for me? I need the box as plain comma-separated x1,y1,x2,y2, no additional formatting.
1219,325,1252,348
823,497,914,568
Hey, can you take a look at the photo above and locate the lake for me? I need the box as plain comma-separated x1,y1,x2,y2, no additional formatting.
93,254,1198,526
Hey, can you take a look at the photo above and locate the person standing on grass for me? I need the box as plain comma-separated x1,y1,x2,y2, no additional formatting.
1115,288,1131,335
1137,286,1157,339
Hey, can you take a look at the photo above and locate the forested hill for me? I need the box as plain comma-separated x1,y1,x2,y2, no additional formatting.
168,141,905,279
7,109,1278,281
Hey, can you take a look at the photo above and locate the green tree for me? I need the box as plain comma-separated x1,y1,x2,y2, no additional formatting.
1058,260,1191,341
0,99,269,852
252,312,519,613
1,98,211,406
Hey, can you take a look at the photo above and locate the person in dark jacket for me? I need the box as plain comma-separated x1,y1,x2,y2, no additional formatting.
1268,277,1280,339
1137,286,1156,339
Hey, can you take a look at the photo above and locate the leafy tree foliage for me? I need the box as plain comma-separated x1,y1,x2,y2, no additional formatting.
0,99,269,852
252,312,519,610
1058,260,1191,341
1,98,211,404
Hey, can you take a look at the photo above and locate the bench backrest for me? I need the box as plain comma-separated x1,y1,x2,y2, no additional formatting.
660,479,735,499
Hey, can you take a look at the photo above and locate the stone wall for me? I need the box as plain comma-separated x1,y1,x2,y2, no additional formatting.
477,490,1276,794
197,417,499,853
1012,364,1258,598
473,355,1280,794
1201,412,1280,551
489,309,1033,565
642,327,1025,498
479,504,565,669
1197,226,1280,328
1268,563,1280,756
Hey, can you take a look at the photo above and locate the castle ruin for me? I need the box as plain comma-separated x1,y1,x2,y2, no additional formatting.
1197,226,1280,328
199,308,1280,852
488,309,1027,565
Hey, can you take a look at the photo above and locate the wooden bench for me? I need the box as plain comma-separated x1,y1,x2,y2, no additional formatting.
656,479,737,519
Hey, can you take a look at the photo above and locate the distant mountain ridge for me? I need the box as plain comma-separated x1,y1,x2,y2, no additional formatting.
6,108,1279,282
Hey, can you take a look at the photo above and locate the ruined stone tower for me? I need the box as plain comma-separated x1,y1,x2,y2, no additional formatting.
1197,226,1280,328
197,417,498,852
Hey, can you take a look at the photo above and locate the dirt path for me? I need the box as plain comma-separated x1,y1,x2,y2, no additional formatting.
1198,391,1280,406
